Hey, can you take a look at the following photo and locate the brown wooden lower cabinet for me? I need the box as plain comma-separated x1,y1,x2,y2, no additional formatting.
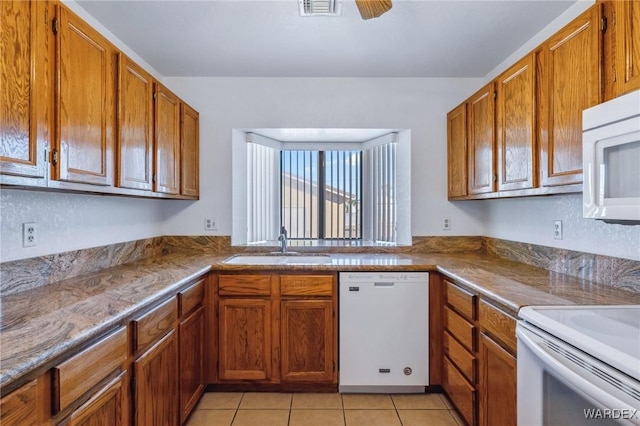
281,299,334,383
478,333,517,426
67,373,126,426
133,328,179,426
218,297,272,381
0,379,38,426
179,306,206,424
215,272,337,389
442,357,476,426
439,276,517,426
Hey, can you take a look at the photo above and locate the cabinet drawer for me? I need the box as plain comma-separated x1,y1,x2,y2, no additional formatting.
132,297,177,353
479,300,516,352
280,275,333,296
0,379,37,426
445,280,476,321
179,278,204,318
219,275,271,296
52,327,127,414
442,357,475,426
444,330,476,384
444,306,476,352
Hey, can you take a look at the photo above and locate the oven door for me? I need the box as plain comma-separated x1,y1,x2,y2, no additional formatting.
517,322,640,425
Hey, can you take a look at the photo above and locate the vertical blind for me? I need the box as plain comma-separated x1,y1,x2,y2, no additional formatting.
369,142,396,243
247,142,277,243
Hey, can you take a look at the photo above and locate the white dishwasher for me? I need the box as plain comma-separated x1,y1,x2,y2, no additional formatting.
339,272,429,393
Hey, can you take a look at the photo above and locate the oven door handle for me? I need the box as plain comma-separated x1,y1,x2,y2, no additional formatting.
517,326,640,425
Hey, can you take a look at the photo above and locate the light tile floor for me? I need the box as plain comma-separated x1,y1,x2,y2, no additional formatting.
186,392,465,426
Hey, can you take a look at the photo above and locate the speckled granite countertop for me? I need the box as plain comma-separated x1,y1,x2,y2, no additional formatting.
2,250,639,396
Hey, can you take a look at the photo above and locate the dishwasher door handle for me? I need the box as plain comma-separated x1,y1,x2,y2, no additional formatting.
374,282,395,287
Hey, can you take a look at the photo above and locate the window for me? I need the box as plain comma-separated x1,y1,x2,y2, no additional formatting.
232,129,410,246
281,150,362,240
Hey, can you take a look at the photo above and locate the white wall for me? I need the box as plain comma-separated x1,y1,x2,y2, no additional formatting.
0,190,165,261
482,195,640,261
161,77,485,240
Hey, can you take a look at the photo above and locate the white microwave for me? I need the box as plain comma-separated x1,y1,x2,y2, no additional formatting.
583,89,640,224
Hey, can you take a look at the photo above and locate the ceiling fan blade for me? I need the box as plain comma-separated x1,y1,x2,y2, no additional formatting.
355,0,392,20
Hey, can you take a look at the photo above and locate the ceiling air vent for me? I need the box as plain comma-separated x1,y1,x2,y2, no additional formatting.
299,0,343,16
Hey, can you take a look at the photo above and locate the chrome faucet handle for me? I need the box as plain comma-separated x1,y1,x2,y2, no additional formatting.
280,226,287,237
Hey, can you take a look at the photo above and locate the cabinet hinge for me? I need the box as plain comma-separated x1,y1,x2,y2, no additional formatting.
50,149,59,166
601,16,607,33
493,91,497,100
52,17,59,35
44,148,48,163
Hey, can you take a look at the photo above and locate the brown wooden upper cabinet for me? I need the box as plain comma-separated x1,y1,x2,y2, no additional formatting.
0,0,52,185
467,82,496,195
602,0,640,100
447,103,467,198
1,1,199,200
117,54,153,191
54,4,115,186
447,3,607,200
538,5,602,187
154,83,181,195
496,53,537,191
180,103,200,197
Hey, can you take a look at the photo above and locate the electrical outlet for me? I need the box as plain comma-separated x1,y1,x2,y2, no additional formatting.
442,217,451,230
23,222,37,247
204,218,217,231
554,220,563,240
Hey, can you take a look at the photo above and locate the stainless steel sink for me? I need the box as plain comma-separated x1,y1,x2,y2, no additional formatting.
222,254,332,265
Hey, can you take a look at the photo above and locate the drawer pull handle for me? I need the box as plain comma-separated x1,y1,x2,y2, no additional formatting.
349,286,360,291
379,368,391,373
374,282,394,287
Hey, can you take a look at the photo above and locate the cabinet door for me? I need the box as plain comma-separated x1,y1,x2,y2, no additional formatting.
0,379,38,426
55,5,114,186
0,0,51,183
219,298,271,381
68,373,125,426
447,103,468,198
496,53,537,191
117,54,153,191
281,299,334,383
154,83,180,195
617,0,640,95
467,82,496,194
539,5,602,187
478,333,516,426
180,103,199,197
179,306,205,424
133,329,179,426
603,0,640,98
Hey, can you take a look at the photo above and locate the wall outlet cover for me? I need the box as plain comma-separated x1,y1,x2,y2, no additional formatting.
22,222,37,247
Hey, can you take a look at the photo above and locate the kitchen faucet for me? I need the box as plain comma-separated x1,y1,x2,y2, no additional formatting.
277,226,288,253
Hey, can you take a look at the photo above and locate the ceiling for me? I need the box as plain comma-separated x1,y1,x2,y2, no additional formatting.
76,0,577,78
